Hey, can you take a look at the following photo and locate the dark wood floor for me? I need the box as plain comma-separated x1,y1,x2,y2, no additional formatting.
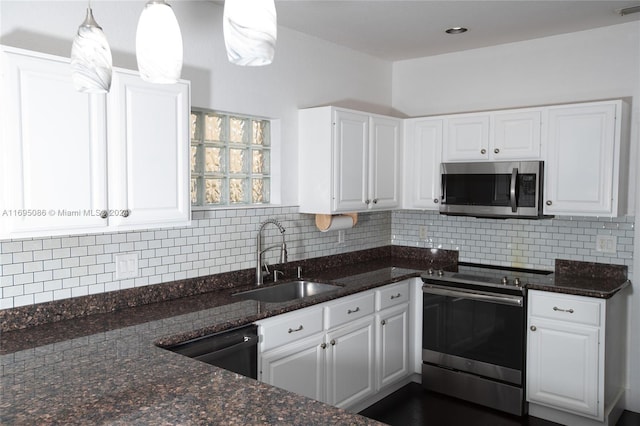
359,382,640,426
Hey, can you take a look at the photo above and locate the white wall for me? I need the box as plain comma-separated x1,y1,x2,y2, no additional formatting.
0,0,394,205
392,22,640,412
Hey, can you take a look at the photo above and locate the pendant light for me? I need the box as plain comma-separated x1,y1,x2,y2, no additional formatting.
136,0,183,83
223,0,277,66
70,3,112,93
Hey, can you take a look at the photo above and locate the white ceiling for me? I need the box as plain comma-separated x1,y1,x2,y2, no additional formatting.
274,1,640,61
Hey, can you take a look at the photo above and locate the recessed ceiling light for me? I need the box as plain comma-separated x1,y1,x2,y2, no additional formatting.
445,27,468,35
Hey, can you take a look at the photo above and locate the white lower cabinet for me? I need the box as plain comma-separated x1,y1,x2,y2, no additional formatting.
376,303,409,390
260,333,326,402
258,280,412,411
325,316,376,408
526,290,627,425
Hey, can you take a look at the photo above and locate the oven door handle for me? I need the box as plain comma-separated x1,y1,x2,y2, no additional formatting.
422,285,523,307
510,167,518,213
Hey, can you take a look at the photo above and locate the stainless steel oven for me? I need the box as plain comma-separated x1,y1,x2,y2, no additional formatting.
421,263,552,416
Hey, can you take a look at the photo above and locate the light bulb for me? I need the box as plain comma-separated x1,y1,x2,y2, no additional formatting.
70,7,112,93
136,0,183,83
223,0,277,66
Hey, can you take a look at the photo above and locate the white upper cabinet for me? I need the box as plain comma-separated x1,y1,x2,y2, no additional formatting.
443,109,542,162
107,70,190,229
443,113,490,161
333,110,369,212
299,106,401,214
544,100,626,217
369,116,401,209
0,46,190,239
1,47,109,237
492,109,542,160
402,118,443,210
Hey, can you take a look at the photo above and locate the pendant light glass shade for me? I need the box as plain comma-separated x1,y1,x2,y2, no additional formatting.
70,7,112,93
136,0,183,83
223,0,277,66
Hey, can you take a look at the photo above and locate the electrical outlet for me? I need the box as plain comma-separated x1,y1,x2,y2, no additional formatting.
338,230,345,244
419,226,428,240
115,253,139,279
595,235,617,254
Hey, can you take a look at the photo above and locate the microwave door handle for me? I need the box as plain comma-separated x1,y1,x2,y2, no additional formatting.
510,167,518,213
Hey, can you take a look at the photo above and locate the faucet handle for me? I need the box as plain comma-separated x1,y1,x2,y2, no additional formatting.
263,262,270,275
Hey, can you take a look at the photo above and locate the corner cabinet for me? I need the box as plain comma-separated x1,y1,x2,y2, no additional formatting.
543,100,628,217
298,106,401,214
0,46,190,239
527,290,627,426
258,280,412,412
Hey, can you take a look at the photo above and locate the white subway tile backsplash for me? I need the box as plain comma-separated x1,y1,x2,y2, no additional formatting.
392,210,634,275
4,206,631,310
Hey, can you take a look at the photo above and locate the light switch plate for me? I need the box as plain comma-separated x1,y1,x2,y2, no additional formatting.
595,234,617,254
115,253,139,279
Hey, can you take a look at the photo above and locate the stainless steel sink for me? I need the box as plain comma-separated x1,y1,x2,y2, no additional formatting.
233,280,342,303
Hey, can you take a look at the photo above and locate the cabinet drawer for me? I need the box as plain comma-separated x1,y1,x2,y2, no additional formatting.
325,292,375,329
529,291,601,326
258,306,324,352
376,281,410,311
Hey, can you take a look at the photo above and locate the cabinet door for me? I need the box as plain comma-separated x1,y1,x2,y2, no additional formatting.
369,116,400,209
544,103,618,216
376,304,409,390
333,110,369,212
492,110,542,160
260,334,326,402
108,70,190,228
443,114,490,161
403,118,443,209
326,316,375,409
527,317,599,417
0,48,108,237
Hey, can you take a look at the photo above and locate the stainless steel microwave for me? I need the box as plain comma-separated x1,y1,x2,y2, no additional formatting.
440,161,548,219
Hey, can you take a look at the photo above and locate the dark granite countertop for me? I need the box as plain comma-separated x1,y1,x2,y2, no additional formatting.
525,259,630,299
0,247,455,425
1,248,629,425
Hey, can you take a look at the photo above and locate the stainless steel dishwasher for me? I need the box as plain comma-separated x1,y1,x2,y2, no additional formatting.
166,324,258,379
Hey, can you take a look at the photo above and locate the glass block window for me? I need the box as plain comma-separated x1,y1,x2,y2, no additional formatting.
190,108,271,206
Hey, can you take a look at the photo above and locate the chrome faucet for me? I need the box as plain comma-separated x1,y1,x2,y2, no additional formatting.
256,219,288,285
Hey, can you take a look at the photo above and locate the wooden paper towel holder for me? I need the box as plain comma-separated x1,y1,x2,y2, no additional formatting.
315,213,358,231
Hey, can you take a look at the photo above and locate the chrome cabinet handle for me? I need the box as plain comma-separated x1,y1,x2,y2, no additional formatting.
381,319,387,326
509,167,518,213
480,149,487,155
365,199,371,205
390,293,401,299
100,210,108,219
347,307,360,314
373,199,378,204
530,326,537,331
330,339,336,346
433,198,439,204
553,306,574,314
288,325,304,333
546,200,552,206
320,343,327,349
494,148,500,154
